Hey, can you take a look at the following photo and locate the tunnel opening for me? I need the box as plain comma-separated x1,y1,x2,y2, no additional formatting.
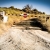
30,18,47,31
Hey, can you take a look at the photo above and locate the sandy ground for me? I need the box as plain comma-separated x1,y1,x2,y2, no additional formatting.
0,26,50,50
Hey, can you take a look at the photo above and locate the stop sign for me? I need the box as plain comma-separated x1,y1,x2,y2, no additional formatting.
23,13,27,18
20,13,29,18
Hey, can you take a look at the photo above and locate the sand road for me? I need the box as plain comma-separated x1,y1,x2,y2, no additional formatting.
0,27,50,50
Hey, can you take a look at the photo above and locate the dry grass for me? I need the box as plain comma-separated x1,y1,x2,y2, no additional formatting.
46,19,50,32
38,16,50,32
0,7,50,32
0,23,10,35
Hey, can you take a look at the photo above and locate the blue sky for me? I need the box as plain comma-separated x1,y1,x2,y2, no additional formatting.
0,0,50,14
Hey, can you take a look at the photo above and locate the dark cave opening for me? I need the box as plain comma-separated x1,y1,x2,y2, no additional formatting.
30,18,47,31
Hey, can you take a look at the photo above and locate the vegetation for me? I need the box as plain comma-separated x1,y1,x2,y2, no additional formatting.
22,4,44,14
22,4,31,13
0,5,45,15
0,5,50,32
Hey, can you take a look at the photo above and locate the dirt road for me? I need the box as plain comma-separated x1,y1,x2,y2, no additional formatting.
0,26,50,50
